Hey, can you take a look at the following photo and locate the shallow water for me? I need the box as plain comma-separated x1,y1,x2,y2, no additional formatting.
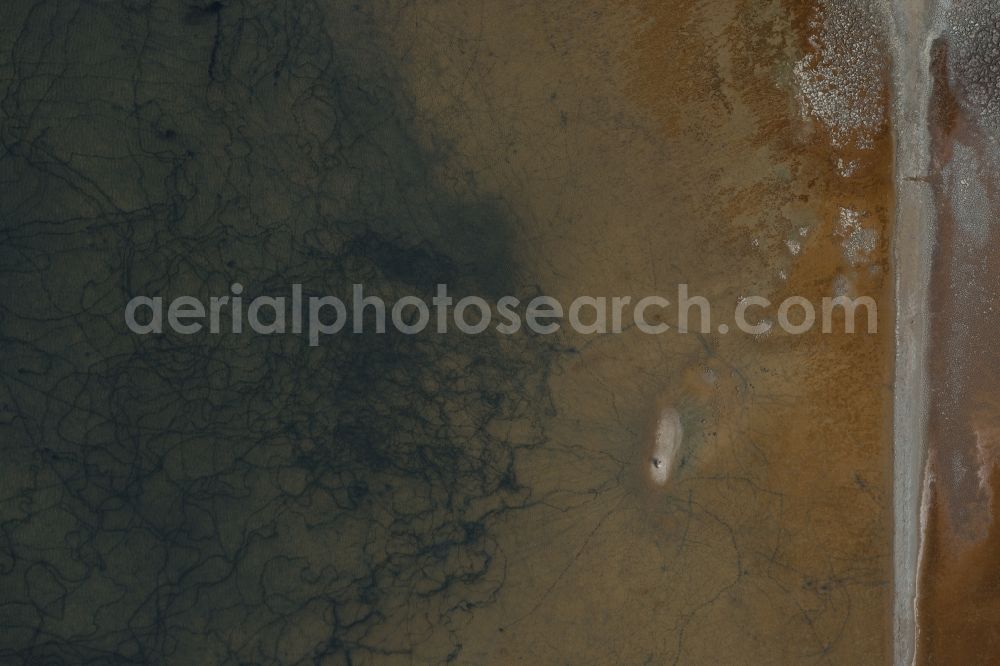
0,1,900,663
384,0,895,661
916,6,1000,662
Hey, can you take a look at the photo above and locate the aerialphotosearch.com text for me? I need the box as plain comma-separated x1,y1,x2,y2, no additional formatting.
125,283,878,346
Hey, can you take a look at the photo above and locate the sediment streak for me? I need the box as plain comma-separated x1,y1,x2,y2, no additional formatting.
888,1,936,663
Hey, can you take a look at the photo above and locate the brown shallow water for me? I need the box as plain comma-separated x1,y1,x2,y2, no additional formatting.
384,0,895,661
917,23,1000,664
